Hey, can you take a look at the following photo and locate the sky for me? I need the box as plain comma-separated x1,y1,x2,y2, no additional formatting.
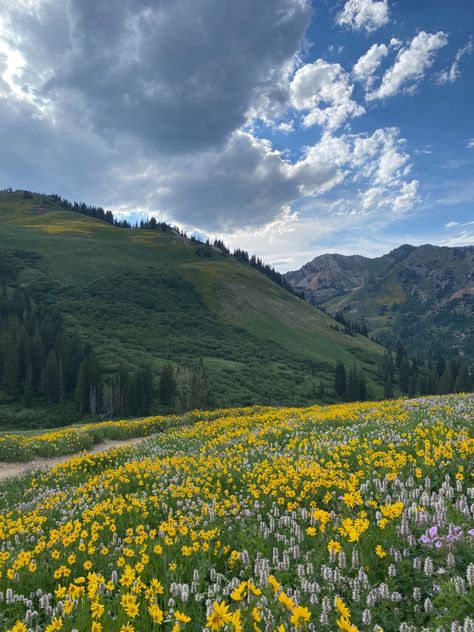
0,0,473,271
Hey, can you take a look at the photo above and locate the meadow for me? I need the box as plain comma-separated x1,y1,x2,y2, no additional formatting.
0,395,473,631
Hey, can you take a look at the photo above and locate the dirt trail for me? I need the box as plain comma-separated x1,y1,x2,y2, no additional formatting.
0,436,147,482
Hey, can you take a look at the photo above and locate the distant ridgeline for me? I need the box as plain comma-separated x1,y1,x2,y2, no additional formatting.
48,192,302,299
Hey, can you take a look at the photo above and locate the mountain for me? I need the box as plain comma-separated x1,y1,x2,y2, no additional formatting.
285,244,474,360
0,189,384,426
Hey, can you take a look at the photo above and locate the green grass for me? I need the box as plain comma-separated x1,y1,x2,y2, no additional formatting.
0,190,385,426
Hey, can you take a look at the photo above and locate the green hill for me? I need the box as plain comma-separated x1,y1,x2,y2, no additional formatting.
0,189,384,426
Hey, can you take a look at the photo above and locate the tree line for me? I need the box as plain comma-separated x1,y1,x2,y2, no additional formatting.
333,361,368,402
378,339,473,398
0,286,214,418
0,288,154,417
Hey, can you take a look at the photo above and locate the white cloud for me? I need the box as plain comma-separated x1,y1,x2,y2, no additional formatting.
368,31,448,100
336,0,390,33
467,139,474,149
353,43,389,88
392,179,419,213
445,221,459,228
352,127,410,184
437,38,473,84
442,231,474,247
359,179,419,214
276,120,295,133
290,58,364,130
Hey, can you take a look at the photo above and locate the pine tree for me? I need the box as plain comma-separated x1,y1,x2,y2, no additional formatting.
436,355,446,378
334,361,346,399
427,370,439,395
384,376,394,399
399,356,410,394
359,373,367,401
141,365,154,414
42,349,60,402
24,363,34,405
2,339,21,395
408,360,418,397
159,364,176,406
439,365,454,394
454,362,471,392
395,339,405,367
347,365,360,402
190,358,209,409
316,381,325,399
75,354,102,414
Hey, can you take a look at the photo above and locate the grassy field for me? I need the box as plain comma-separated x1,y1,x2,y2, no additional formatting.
0,190,385,427
0,394,472,631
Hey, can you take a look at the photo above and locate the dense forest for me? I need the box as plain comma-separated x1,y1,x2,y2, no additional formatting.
0,288,215,426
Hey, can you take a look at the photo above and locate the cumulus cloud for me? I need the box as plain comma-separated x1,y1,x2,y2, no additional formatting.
368,31,448,100
0,0,422,252
336,0,390,33
0,0,312,153
290,59,364,130
468,139,474,149
108,127,418,232
353,43,389,87
437,38,473,84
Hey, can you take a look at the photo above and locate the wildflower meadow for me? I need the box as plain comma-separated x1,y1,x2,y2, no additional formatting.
0,395,473,632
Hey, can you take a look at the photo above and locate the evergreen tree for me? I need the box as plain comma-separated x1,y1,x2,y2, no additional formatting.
384,376,394,399
190,358,209,409
436,355,446,378
334,361,346,399
1,342,20,394
141,364,154,414
454,362,471,392
439,365,454,394
42,349,60,402
418,374,429,395
75,354,102,414
399,356,410,394
427,370,439,395
159,364,176,406
359,373,367,401
408,360,418,397
395,339,405,367
23,363,34,406
347,365,360,402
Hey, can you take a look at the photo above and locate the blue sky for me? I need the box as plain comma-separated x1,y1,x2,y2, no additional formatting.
0,0,473,270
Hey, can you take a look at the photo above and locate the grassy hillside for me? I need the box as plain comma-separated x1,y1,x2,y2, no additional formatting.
0,190,385,425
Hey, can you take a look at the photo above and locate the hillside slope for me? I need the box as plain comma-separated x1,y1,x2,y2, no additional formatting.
286,244,474,360
0,190,384,422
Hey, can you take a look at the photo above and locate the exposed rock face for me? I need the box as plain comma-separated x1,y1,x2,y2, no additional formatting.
285,244,474,359
285,253,371,304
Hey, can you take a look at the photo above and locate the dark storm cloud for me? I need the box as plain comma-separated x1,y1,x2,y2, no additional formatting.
27,0,312,153
0,0,317,228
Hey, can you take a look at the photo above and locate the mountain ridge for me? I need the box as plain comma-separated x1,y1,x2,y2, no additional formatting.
285,243,474,360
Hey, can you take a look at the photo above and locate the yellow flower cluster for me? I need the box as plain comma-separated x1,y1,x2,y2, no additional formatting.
0,394,472,631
